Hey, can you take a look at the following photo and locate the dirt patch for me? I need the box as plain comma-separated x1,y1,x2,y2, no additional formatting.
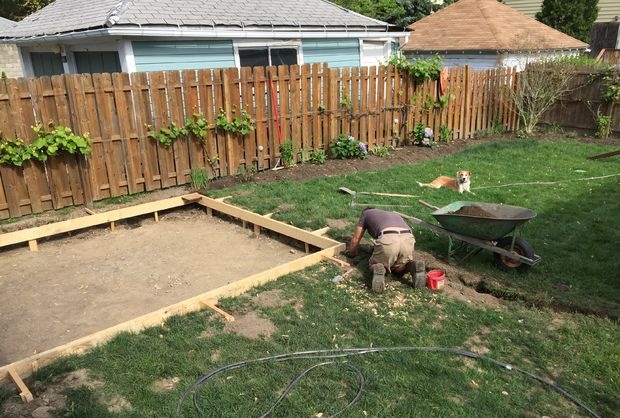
326,218,351,230
224,312,277,339
414,251,504,310
449,205,497,218
104,394,132,413
2,369,102,417
0,210,302,365
151,377,181,393
251,289,287,308
464,327,491,354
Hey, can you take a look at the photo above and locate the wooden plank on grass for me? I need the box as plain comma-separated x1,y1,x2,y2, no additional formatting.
198,195,341,250
7,368,33,403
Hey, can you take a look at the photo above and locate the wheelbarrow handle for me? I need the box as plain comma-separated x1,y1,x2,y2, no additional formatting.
418,200,440,211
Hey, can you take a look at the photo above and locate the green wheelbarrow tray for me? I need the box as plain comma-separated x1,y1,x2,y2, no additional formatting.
430,201,537,241
402,200,541,272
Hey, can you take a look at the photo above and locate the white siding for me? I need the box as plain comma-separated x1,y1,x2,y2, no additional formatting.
361,41,387,67
504,0,619,23
406,53,501,71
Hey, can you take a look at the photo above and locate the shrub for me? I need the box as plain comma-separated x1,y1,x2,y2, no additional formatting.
279,139,295,168
309,149,327,165
189,167,210,191
439,125,452,142
369,145,390,157
329,134,368,159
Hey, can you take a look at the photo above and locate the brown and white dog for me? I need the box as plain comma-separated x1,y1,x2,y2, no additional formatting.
418,170,472,194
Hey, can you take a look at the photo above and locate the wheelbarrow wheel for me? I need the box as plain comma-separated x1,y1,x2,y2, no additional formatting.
494,236,535,273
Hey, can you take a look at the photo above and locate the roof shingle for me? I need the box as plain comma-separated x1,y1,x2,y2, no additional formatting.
402,0,588,52
2,0,394,39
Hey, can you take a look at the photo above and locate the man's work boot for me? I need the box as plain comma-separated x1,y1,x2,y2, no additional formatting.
371,264,386,293
411,260,426,289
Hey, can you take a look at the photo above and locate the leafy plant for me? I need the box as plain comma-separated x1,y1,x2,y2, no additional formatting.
309,148,327,165
317,104,326,113
148,122,187,148
189,167,211,191
207,154,220,169
536,0,598,42
185,112,210,142
439,125,452,142
300,147,309,163
369,145,390,157
596,114,612,139
236,164,257,182
0,135,31,166
30,123,91,161
215,106,255,136
279,139,296,168
329,134,367,160
0,123,91,167
387,54,443,81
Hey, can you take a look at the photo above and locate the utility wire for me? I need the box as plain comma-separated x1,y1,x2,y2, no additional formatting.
472,173,620,190
177,346,602,418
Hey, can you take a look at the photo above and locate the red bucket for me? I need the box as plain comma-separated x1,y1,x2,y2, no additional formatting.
427,270,445,290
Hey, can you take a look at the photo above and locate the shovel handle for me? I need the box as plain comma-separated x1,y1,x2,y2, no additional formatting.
418,200,440,210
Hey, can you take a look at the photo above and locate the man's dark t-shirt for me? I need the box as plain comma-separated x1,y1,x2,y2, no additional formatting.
357,209,410,239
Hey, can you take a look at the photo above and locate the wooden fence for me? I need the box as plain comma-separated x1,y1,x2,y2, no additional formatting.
541,70,620,134
0,64,518,219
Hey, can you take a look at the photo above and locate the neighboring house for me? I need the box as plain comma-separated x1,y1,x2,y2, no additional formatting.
0,17,24,78
401,0,588,71
503,0,619,23
0,0,407,77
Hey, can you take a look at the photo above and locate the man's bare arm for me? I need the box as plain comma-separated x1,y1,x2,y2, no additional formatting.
348,225,365,257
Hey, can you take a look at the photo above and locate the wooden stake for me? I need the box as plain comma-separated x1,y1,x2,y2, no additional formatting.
253,224,261,236
312,227,330,236
305,243,310,253
84,208,96,215
322,254,350,268
154,211,159,223
263,213,274,218
206,207,213,217
7,368,33,403
110,221,115,232
201,300,235,322
28,240,38,252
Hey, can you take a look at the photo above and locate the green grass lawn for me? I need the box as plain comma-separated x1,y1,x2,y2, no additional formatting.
1,139,619,418
211,139,620,317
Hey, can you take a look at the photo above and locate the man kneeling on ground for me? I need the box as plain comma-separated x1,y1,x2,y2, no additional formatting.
348,207,423,293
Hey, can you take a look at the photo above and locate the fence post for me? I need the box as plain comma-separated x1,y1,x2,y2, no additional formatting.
220,68,235,176
63,74,94,207
463,66,473,139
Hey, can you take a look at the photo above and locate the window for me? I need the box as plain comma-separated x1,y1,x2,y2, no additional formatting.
239,48,297,68
30,52,64,77
74,51,122,74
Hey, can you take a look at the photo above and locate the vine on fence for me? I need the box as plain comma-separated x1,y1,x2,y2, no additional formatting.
0,123,91,167
215,106,255,136
387,54,443,81
147,111,211,147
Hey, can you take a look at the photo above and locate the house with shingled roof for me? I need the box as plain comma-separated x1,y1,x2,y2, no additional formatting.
401,0,588,71
0,17,24,78
0,0,406,77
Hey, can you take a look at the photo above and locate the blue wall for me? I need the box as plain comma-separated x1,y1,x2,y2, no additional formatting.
132,41,235,72
302,39,360,67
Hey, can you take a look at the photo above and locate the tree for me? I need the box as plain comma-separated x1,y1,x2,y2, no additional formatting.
0,0,53,21
510,58,581,136
536,0,598,42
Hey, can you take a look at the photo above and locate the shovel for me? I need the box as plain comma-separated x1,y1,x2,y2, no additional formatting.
339,187,418,198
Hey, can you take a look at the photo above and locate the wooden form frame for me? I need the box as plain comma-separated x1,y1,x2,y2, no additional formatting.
0,193,345,385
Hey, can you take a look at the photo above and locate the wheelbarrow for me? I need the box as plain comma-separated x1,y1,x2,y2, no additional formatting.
399,200,541,272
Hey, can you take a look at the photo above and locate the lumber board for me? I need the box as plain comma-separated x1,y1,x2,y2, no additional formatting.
0,244,344,384
321,254,350,268
312,227,330,236
201,301,235,322
0,193,201,249
7,368,33,403
198,195,340,249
